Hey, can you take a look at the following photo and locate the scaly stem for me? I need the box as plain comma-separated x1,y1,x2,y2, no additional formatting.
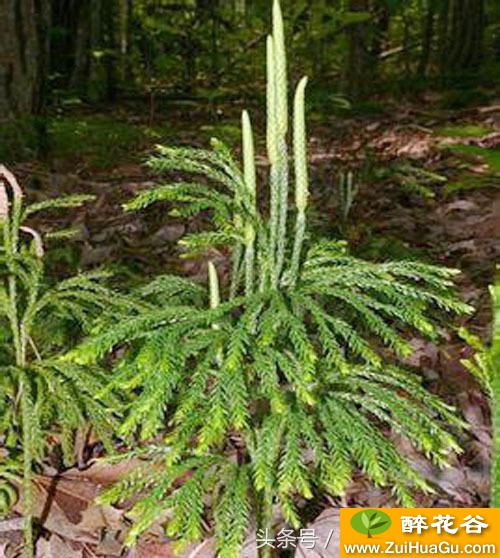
289,76,308,286
266,36,279,289
242,110,256,296
272,0,289,285
289,210,306,285
269,164,279,289
244,233,255,297
209,261,221,310
257,228,269,293
274,139,288,286
208,262,223,367
21,378,34,558
230,242,243,299
256,489,274,558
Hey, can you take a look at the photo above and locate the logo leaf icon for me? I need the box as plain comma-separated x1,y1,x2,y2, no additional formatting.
350,509,392,538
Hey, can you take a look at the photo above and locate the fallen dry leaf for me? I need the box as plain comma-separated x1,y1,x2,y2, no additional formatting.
12,460,140,552
126,540,175,558
36,535,83,558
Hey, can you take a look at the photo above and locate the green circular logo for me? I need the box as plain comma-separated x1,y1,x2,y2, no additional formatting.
350,509,392,538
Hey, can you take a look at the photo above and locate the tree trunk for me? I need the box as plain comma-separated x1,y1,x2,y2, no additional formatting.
0,0,50,119
70,0,91,91
418,0,436,77
371,0,390,60
344,0,372,101
440,0,484,75
117,0,129,83
209,0,220,86
69,0,116,102
401,6,412,77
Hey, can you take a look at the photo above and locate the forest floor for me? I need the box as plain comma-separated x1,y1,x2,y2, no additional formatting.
2,92,500,557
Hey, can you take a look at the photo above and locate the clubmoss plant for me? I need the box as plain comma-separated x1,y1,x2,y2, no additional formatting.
0,166,141,557
493,282,500,507
82,2,471,555
461,281,500,507
336,170,358,221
